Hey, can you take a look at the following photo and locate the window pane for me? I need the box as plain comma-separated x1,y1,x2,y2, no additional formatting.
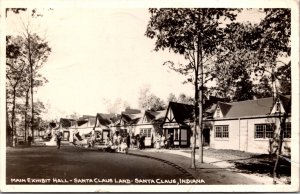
215,125,229,138
215,126,222,138
265,124,274,138
284,122,291,138
222,126,229,138
255,124,264,138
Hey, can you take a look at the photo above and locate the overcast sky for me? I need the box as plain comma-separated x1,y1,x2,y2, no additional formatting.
6,8,265,120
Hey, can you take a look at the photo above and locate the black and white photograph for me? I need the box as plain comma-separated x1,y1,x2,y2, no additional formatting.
0,0,299,192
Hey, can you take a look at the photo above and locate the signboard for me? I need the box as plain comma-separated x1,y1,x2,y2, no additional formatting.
163,122,179,128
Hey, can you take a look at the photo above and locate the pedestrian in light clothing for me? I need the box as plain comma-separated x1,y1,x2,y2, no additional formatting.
155,135,161,152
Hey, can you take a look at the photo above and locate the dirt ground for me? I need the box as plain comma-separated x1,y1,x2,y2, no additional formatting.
183,148,291,184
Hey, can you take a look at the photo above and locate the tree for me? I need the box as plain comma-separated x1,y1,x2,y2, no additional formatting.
145,8,238,167
210,22,258,101
6,9,52,144
6,36,27,146
276,62,291,95
22,29,51,141
252,9,291,184
253,75,273,98
177,93,194,105
166,93,177,103
138,86,165,111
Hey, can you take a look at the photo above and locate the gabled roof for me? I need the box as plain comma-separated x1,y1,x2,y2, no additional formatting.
60,118,76,128
165,102,194,125
95,113,118,127
214,95,291,118
121,112,142,125
218,102,232,116
279,95,291,114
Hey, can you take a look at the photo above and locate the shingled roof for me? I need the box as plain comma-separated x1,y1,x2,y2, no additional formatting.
165,102,194,125
60,118,76,128
215,95,291,118
95,113,119,127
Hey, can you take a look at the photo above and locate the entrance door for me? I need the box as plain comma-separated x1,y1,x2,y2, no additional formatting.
203,128,210,146
63,131,70,141
180,128,188,146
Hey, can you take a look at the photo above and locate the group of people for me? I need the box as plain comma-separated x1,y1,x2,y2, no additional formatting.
105,131,129,154
155,133,174,151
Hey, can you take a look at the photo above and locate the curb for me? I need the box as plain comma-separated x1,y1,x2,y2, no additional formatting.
125,152,195,179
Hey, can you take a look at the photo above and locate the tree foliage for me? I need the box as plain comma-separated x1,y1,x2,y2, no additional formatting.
146,8,238,166
6,13,51,145
138,86,165,111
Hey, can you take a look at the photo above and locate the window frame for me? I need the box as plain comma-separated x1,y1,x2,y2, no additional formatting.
283,122,291,139
254,123,275,139
214,125,229,139
140,128,152,138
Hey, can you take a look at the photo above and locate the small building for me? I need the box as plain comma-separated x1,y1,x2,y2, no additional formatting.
161,102,194,147
205,95,291,155
59,118,77,141
134,110,166,147
93,113,120,143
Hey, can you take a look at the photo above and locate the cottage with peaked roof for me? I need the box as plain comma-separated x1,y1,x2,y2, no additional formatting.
205,95,291,155
134,110,166,147
162,102,194,147
59,118,77,141
93,113,120,143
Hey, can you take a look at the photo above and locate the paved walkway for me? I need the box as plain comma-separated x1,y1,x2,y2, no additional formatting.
150,149,234,168
130,148,275,184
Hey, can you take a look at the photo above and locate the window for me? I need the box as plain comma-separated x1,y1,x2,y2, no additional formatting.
255,124,274,139
276,102,281,112
283,122,291,138
216,107,221,118
140,128,151,138
215,125,229,138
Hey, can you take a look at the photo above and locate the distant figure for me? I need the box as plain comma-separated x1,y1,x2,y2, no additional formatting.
170,133,174,149
136,134,140,149
126,134,130,149
56,131,62,149
27,135,32,147
160,135,165,149
140,135,145,150
155,135,161,152
130,134,135,148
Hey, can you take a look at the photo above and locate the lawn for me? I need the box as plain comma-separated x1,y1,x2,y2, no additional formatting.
183,148,291,181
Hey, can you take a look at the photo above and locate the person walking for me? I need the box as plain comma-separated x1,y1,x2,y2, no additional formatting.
56,130,62,149
155,135,161,152
126,134,130,149
170,133,174,149
161,135,165,149
140,135,145,150
27,135,32,147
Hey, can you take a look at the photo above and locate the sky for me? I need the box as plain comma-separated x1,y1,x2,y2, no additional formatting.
6,8,265,120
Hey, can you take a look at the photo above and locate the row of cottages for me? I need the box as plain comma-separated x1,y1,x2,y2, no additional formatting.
110,109,167,147
161,95,292,154
205,95,291,155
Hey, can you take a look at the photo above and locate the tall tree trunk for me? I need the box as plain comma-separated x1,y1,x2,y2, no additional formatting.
24,88,29,143
197,11,204,163
273,114,286,184
191,76,199,169
28,34,35,142
11,86,17,147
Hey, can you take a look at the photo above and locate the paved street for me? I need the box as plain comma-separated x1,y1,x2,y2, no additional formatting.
6,145,272,185
6,146,192,185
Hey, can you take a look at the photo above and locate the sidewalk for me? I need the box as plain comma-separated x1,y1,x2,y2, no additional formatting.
130,148,276,184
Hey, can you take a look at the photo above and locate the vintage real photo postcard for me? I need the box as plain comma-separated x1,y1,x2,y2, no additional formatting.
0,0,299,192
